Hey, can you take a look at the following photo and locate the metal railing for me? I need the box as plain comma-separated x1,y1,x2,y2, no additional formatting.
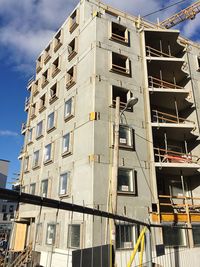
152,110,195,124
148,76,184,90
146,46,174,58
154,147,199,164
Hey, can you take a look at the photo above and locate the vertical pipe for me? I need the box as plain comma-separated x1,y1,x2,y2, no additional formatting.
174,98,179,123
146,229,153,267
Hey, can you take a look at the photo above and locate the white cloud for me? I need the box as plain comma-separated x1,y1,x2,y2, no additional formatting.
0,0,198,74
0,130,19,137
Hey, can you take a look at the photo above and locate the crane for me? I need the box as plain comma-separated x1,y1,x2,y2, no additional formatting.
160,0,200,29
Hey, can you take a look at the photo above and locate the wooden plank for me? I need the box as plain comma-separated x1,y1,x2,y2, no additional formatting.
151,213,200,223
13,223,27,251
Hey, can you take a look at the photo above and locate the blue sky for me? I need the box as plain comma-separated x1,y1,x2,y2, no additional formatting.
0,0,199,187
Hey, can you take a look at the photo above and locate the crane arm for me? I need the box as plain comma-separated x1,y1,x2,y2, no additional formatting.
160,0,200,29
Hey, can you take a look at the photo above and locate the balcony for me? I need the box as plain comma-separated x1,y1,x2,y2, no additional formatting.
21,123,27,135
151,195,200,223
154,147,200,169
151,109,195,129
24,97,30,112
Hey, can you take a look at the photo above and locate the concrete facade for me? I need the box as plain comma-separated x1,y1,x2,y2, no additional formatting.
14,0,200,266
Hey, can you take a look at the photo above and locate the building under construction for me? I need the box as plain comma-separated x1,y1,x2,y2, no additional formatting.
9,0,200,266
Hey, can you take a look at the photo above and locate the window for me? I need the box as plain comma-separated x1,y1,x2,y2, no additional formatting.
9,205,14,213
69,9,79,33
42,70,49,88
163,225,187,247
68,37,77,60
36,121,43,138
2,205,6,213
33,150,40,168
21,186,25,193
30,103,36,119
52,58,60,78
49,84,58,103
36,55,42,73
118,125,134,149
54,30,62,52
39,94,46,112
32,80,39,96
111,52,131,76
111,22,129,44
30,183,36,195
47,112,55,131
117,168,137,194
24,156,29,172
192,224,200,246
112,86,133,110
27,128,33,143
41,179,48,197
64,98,73,120
46,224,56,245
44,44,51,64
66,66,76,89
3,213,8,221
59,172,70,195
116,224,136,249
68,224,81,248
197,56,200,71
36,223,43,245
62,133,71,155
44,144,52,163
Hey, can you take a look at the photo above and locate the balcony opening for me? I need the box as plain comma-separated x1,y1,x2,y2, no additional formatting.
145,31,185,58
68,38,77,61
50,83,58,103
112,86,133,110
42,70,49,88
44,44,51,64
111,52,131,76
52,57,60,78
39,94,46,112
69,9,79,33
197,57,200,71
111,22,128,45
32,80,39,96
36,55,42,73
54,30,62,52
66,66,76,89
30,103,36,119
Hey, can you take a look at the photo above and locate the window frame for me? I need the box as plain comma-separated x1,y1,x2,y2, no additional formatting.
36,120,43,139
33,150,40,169
117,168,137,195
46,223,56,245
44,143,53,164
162,224,188,247
110,22,129,45
49,83,58,104
47,111,55,132
62,132,72,156
41,179,48,198
69,9,79,33
116,224,137,250
111,85,133,111
192,224,200,247
24,156,30,172
68,37,78,61
110,52,131,76
66,65,76,89
113,124,135,150
27,128,33,144
64,97,74,121
30,183,36,195
67,224,81,249
59,172,70,196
